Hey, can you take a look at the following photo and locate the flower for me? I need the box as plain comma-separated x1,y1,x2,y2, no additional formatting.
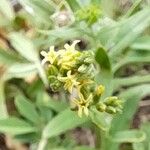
64,40,80,51
58,40,81,70
57,71,79,93
73,93,92,117
41,46,58,65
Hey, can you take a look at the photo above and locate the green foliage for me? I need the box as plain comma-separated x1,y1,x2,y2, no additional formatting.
0,117,36,135
43,109,88,138
15,95,40,124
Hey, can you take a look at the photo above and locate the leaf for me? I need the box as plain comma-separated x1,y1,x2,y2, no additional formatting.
0,117,36,135
111,130,146,143
37,92,68,112
105,84,150,150
6,63,37,79
113,75,150,90
65,0,81,11
110,84,150,134
113,55,150,73
15,133,39,143
43,109,88,138
0,0,15,19
9,32,39,62
38,27,80,40
18,0,54,25
133,143,145,150
9,32,48,85
130,36,150,51
123,0,143,18
0,48,23,66
89,108,110,131
109,8,150,57
15,95,39,124
95,47,113,97
140,122,150,150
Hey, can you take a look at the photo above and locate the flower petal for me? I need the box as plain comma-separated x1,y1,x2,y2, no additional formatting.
72,40,80,48
83,107,89,116
40,51,47,57
41,58,48,65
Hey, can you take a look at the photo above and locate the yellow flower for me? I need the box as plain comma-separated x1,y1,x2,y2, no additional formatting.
64,40,80,51
73,93,92,117
58,40,81,70
57,71,79,93
41,46,58,65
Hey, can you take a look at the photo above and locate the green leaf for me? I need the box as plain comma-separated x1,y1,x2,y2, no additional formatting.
123,0,143,18
95,47,113,97
133,143,145,150
15,133,39,143
15,95,39,124
140,122,150,150
18,0,54,25
111,130,146,143
65,0,81,11
105,84,150,150
38,27,80,41
0,117,36,135
110,84,150,134
89,108,110,131
37,92,68,112
9,32,48,85
113,55,150,73
9,32,39,62
0,48,23,66
43,109,88,138
113,75,150,90
110,8,150,57
130,36,150,51
6,63,37,79
0,0,15,19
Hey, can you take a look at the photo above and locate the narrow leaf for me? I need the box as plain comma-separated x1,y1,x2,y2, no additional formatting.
15,95,39,124
43,109,88,138
0,117,36,135
111,130,146,143
9,32,39,62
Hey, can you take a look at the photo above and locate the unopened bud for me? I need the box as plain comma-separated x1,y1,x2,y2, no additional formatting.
105,106,116,114
105,96,119,106
96,102,106,112
96,85,105,96
47,65,58,76
78,64,87,73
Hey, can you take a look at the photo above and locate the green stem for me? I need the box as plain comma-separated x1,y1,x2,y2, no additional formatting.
37,135,47,150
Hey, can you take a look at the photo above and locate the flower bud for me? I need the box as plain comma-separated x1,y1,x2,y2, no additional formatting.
47,65,58,76
104,96,122,106
48,75,62,92
96,85,105,96
105,106,117,114
78,64,88,73
96,102,106,112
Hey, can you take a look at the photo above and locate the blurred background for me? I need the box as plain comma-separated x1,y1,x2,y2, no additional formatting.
0,0,150,150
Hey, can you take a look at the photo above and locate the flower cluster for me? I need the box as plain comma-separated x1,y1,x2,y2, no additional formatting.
75,4,102,26
41,40,122,117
